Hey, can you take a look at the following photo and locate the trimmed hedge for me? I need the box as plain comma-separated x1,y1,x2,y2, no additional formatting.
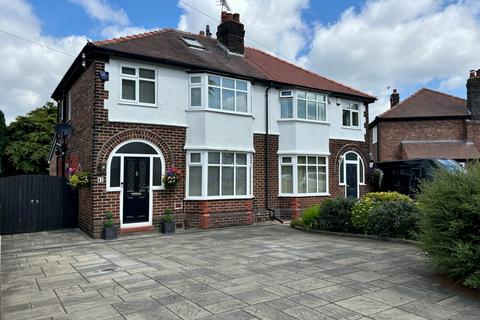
417,162,480,289
366,201,419,239
315,197,357,233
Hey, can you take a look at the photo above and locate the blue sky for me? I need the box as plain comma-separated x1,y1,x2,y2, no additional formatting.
1,0,479,123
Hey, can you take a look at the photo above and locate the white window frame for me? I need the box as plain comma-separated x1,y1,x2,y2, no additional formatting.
187,73,251,115
66,90,71,121
186,150,253,200
118,63,157,107
278,155,329,197
338,151,365,186
342,103,361,128
372,126,378,144
279,89,328,123
106,139,165,192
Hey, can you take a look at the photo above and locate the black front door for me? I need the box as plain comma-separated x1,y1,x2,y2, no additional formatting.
346,163,358,198
123,157,150,223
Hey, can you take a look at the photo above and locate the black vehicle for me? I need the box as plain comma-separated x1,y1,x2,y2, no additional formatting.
373,158,462,197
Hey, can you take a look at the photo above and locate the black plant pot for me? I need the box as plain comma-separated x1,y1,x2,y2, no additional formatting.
102,227,118,240
161,221,176,234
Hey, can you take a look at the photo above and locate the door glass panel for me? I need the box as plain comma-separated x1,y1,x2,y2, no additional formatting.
346,153,357,160
127,160,135,192
110,156,120,187
139,160,147,190
153,157,161,186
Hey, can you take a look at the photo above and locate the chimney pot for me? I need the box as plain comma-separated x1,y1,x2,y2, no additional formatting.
390,88,400,108
233,13,240,22
221,11,227,22
470,70,476,78
199,31,205,36
206,25,212,37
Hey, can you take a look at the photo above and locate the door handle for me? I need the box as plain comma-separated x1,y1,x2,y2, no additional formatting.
30,199,35,204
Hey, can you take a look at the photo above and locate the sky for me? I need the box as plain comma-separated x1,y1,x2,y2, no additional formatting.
1,0,480,124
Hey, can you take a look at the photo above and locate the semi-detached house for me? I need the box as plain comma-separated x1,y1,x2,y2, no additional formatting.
49,12,376,238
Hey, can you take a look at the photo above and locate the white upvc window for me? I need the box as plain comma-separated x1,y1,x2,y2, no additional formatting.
342,103,360,128
280,90,327,122
372,126,378,144
279,155,329,196
187,151,253,199
119,65,156,106
188,74,250,114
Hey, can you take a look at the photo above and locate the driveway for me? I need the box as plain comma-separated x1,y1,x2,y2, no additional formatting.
1,225,479,320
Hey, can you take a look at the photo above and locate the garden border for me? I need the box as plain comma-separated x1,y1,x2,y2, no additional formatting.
291,225,422,247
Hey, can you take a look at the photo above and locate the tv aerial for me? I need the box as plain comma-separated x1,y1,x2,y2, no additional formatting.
217,0,231,12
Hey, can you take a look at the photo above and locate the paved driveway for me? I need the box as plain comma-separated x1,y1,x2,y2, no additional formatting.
1,225,479,320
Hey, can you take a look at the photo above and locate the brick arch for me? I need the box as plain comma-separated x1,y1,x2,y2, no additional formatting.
95,129,175,174
333,144,368,175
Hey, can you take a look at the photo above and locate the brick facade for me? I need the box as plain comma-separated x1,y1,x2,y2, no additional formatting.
372,119,468,161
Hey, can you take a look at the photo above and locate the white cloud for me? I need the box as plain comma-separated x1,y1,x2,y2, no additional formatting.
305,0,480,119
70,0,129,25
177,0,309,62
0,0,87,123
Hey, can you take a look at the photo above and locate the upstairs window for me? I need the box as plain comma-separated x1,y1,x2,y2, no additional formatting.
120,65,156,105
188,74,250,113
280,90,327,122
342,103,360,128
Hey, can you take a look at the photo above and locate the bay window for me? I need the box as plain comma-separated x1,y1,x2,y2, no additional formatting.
342,103,360,128
280,155,328,195
187,151,252,199
280,90,327,122
120,65,156,105
188,74,250,113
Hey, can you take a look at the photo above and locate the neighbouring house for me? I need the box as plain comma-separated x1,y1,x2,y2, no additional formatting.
49,11,375,238
370,71,480,164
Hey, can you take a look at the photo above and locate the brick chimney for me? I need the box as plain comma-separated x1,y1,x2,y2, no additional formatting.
390,88,400,108
217,11,245,55
467,69,480,120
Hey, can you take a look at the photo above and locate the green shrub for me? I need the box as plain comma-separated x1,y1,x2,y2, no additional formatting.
301,205,321,230
365,201,419,239
290,218,303,228
352,192,412,232
103,211,114,228
315,197,357,233
417,162,480,289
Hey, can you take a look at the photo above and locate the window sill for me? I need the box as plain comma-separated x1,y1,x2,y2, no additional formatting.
278,193,330,197
341,126,362,131
185,195,254,201
186,108,254,118
278,119,330,125
118,101,158,108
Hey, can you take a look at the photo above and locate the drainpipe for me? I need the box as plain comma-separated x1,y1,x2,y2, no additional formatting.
265,83,283,223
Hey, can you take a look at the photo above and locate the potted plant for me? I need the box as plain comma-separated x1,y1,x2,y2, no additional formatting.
68,168,91,189
161,208,176,234
163,167,181,189
102,211,117,240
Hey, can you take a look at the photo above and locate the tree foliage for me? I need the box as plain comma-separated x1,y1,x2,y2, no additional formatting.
3,103,57,175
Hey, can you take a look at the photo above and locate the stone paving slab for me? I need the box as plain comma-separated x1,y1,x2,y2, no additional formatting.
1,225,480,320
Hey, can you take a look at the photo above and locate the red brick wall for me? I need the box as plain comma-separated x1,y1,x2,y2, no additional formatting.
375,119,467,161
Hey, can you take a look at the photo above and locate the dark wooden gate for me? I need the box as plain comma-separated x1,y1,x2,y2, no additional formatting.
0,175,78,234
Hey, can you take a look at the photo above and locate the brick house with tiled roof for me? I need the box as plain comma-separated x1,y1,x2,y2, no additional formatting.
370,72,480,163
49,11,375,238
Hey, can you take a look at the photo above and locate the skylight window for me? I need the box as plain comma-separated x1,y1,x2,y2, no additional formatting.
181,37,205,49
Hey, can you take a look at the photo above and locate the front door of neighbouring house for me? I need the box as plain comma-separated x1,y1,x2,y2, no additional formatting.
346,163,358,198
123,157,150,223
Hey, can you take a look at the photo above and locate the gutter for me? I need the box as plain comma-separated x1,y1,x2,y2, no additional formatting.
265,83,283,223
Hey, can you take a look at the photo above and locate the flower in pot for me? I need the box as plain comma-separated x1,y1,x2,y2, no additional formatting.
163,167,181,189
161,208,175,234
102,211,117,240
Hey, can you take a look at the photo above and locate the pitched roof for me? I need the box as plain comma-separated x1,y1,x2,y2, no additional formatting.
90,29,374,101
401,140,480,160
377,88,468,119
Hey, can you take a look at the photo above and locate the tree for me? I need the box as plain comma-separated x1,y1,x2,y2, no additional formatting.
0,110,6,175
3,103,57,176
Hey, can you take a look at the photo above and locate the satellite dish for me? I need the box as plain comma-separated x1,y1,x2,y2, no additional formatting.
55,123,73,138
